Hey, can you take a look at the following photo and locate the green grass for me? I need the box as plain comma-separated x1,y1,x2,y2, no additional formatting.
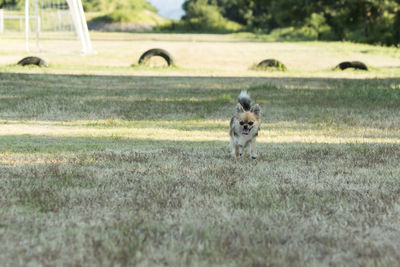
1,33,400,266
88,9,168,25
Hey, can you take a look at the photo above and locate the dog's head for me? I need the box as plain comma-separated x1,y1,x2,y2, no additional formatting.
235,103,261,135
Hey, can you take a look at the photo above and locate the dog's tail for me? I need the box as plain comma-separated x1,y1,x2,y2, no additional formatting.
238,90,251,111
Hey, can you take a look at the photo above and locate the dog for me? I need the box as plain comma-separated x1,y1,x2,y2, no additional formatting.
229,91,261,159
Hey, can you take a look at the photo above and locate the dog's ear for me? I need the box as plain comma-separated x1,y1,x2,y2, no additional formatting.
250,104,260,116
236,103,245,114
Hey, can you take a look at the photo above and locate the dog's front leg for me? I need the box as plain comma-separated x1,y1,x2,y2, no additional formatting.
249,138,257,159
234,145,241,157
230,137,240,157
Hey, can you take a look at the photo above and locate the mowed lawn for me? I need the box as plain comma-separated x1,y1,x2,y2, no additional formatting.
1,33,400,266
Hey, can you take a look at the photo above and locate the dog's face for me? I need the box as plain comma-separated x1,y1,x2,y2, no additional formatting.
235,103,260,135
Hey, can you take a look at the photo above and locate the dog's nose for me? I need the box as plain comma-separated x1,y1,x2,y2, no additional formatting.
244,125,248,130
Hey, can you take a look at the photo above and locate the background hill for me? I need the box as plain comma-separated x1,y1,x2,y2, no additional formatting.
83,0,169,31
0,0,169,31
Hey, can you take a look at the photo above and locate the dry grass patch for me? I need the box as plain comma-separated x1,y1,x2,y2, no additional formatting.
1,32,400,77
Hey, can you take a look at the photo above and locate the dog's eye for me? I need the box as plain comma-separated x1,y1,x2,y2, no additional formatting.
248,121,254,126
239,121,244,125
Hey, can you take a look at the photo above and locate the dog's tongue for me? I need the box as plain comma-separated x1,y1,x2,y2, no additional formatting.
242,129,250,135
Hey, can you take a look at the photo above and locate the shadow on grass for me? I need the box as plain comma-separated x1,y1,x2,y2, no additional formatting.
0,72,400,123
1,134,400,162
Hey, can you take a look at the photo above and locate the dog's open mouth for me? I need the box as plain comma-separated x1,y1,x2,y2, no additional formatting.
242,128,250,135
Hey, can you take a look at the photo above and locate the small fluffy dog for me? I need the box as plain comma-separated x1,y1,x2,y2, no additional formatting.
230,91,261,159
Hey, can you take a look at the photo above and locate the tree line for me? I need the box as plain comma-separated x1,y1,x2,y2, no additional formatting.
179,0,400,45
2,0,399,45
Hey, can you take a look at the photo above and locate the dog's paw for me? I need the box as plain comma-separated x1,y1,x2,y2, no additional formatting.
231,151,240,158
251,155,257,159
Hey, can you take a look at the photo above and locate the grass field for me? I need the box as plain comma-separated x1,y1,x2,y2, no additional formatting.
1,32,400,266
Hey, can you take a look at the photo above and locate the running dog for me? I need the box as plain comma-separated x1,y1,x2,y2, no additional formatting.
229,91,261,159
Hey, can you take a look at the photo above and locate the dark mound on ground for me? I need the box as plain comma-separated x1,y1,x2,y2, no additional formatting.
336,61,368,71
138,48,175,66
17,56,48,67
255,59,286,71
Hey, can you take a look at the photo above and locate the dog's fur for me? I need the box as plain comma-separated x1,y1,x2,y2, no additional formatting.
229,91,261,159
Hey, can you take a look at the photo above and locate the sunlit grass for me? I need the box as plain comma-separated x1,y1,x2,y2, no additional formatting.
1,120,400,147
1,32,400,77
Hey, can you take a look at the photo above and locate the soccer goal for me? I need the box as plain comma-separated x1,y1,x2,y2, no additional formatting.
0,0,94,55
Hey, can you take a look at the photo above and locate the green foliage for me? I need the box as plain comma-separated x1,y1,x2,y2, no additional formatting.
82,0,156,13
306,13,335,40
181,0,400,45
175,0,243,32
90,10,134,23
84,0,164,24
268,27,316,41
268,14,334,41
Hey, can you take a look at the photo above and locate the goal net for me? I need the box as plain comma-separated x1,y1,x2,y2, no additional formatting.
0,0,94,55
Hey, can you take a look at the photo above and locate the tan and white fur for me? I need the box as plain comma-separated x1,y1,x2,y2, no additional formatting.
229,91,261,159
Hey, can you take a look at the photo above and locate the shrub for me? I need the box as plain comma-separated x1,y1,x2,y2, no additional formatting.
307,13,335,40
268,26,316,41
265,14,335,41
90,11,133,23
180,0,243,33
85,0,163,24
83,0,157,13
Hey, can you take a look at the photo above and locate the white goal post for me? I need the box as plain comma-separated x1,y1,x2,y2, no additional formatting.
24,0,95,55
